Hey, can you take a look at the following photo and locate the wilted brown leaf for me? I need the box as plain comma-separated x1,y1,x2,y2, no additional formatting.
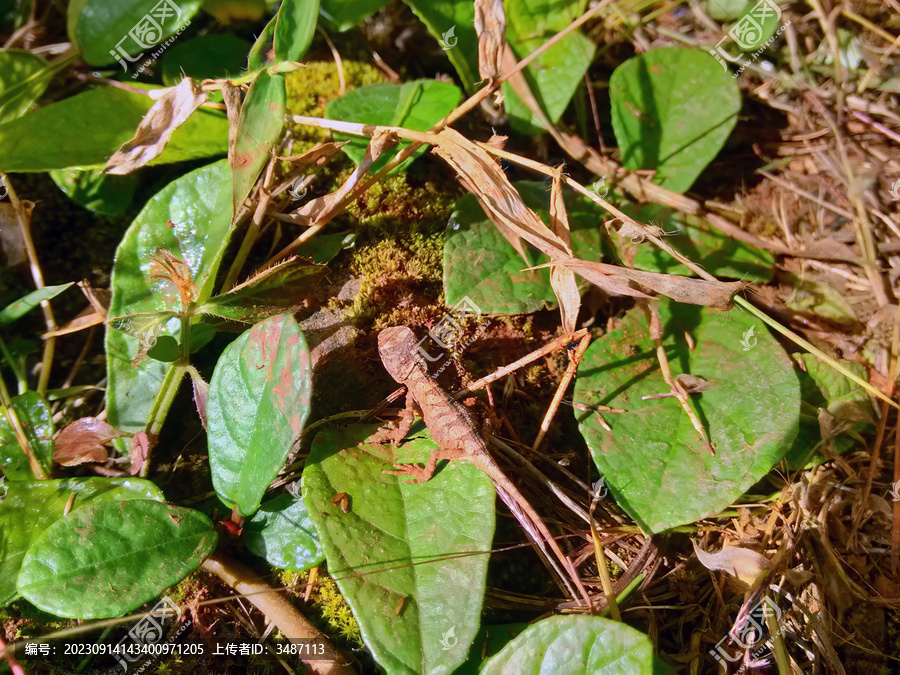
54,417,128,466
129,431,150,475
105,78,209,175
549,166,580,333
692,540,772,589
474,0,506,81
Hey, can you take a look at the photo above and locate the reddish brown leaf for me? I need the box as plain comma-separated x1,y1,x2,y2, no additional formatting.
129,431,150,475
54,417,127,466
474,0,506,81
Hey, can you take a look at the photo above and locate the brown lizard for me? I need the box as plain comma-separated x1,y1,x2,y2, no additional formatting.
377,326,594,609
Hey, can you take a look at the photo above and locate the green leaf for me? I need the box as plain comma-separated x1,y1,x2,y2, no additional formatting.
208,314,312,516
244,493,323,570
233,70,286,214
500,0,596,134
0,49,48,124
706,0,749,21
296,231,356,264
106,159,233,433
17,500,216,618
444,182,606,314
784,353,873,468
160,34,251,86
274,0,319,63
0,283,73,325
71,0,202,67
320,0,387,31
732,0,782,51
573,300,800,533
200,257,326,323
0,87,228,172
304,424,495,674
453,623,528,674
146,334,180,362
0,0,30,31
608,206,774,283
481,615,657,674
402,0,479,92
49,168,138,216
609,47,741,193
786,274,860,328
0,392,53,480
0,478,164,607
326,80,461,174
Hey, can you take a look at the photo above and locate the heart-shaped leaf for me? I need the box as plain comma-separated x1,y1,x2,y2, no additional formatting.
208,314,312,516
0,478,164,607
17,500,216,618
609,47,741,193
106,159,233,433
573,300,800,532
500,0,596,134
444,182,606,314
0,391,53,480
303,424,495,674
480,615,658,674
244,493,323,570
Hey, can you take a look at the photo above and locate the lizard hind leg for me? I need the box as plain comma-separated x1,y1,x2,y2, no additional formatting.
383,447,471,484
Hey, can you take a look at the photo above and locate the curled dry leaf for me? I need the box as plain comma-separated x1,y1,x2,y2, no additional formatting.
54,417,129,466
474,0,506,81
0,200,32,266
549,166,581,334
104,79,209,175
692,540,773,588
129,431,150,475
281,141,350,166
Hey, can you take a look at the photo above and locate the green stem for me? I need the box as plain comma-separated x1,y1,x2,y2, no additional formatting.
140,364,186,477
0,335,27,393
0,371,47,479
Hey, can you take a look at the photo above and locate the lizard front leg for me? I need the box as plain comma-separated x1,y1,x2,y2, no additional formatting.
370,388,417,444
385,447,471,484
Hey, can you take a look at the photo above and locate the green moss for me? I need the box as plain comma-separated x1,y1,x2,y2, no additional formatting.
275,570,362,648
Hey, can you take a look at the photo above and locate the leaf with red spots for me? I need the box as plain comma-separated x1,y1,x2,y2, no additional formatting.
207,314,312,516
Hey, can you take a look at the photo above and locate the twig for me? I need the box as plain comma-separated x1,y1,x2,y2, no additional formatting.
532,331,591,452
201,554,354,675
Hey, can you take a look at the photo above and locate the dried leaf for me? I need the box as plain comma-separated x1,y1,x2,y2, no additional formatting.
281,141,350,166
191,370,209,430
54,417,128,466
474,0,506,81
222,82,242,169
549,166,580,333
692,540,772,588
104,79,209,175
0,201,31,266
129,431,150,475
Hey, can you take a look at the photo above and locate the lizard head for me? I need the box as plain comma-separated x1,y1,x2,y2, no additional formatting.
378,326,420,383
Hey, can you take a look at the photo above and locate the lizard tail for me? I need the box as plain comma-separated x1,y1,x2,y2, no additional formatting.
493,484,594,610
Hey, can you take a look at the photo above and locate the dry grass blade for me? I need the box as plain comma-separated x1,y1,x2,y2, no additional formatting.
549,166,581,335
